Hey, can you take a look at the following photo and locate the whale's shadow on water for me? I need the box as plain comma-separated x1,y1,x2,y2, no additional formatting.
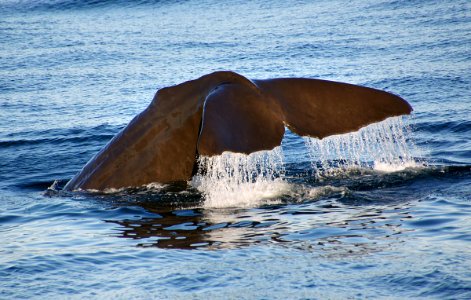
48,164,470,251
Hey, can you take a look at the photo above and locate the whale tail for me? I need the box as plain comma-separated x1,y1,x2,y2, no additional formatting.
197,77,412,156
65,72,412,190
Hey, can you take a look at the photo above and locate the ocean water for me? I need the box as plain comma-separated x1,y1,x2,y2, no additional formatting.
1,0,470,299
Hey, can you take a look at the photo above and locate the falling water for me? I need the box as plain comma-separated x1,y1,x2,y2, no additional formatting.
192,116,421,207
304,116,422,178
191,147,289,208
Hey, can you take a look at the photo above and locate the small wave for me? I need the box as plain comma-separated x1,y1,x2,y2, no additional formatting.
0,125,118,148
414,120,471,134
20,179,64,191
0,135,109,148
285,184,349,202
1,0,171,13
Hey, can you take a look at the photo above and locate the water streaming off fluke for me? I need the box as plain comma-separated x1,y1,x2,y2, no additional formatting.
304,116,422,178
192,116,422,207
191,147,288,208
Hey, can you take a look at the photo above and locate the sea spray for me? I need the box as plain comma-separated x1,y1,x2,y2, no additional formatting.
304,116,422,177
191,147,289,208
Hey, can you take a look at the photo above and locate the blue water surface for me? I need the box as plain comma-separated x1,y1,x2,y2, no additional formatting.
1,0,470,299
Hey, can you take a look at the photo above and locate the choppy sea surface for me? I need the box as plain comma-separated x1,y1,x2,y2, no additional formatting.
1,0,470,299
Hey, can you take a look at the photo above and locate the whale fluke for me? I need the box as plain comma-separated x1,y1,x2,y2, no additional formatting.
197,81,285,156
64,71,412,191
256,78,412,138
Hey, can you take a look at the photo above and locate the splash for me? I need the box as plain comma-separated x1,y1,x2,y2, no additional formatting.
304,116,422,178
191,147,289,208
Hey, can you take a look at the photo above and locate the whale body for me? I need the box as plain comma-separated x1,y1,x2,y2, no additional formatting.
64,71,412,191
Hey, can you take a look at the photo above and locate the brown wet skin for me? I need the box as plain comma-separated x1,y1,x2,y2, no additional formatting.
64,71,412,191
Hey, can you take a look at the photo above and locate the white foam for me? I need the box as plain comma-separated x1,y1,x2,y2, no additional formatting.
83,182,167,194
373,160,421,173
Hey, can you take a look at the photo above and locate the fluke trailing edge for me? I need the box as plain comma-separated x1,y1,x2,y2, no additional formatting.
64,71,412,191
